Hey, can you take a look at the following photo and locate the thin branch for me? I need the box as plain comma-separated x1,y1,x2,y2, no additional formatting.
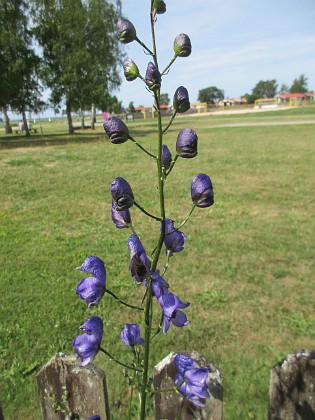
134,201,162,221
106,289,144,311
135,37,154,56
162,110,177,134
161,55,177,75
129,136,157,159
100,347,143,372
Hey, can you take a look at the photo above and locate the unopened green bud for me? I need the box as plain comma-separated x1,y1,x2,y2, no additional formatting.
153,0,166,14
174,33,192,57
123,58,139,81
117,19,137,44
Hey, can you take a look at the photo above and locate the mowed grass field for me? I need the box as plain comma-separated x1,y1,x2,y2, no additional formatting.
0,107,314,419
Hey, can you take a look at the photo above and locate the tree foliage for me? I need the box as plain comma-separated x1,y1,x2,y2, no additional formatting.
0,0,42,134
290,74,308,93
198,86,224,104
251,79,278,99
160,93,170,105
32,0,123,133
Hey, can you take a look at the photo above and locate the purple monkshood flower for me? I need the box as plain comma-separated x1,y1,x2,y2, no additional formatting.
174,354,210,407
151,270,169,299
163,218,186,256
120,323,144,346
76,256,106,307
117,18,137,44
174,33,192,57
128,234,151,283
103,116,130,144
86,416,101,420
158,292,190,333
176,128,198,158
161,144,172,169
111,200,132,228
111,177,134,211
73,316,103,366
145,62,161,91
173,86,190,113
191,174,214,208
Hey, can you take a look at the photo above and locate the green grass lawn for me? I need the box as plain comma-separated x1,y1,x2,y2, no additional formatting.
0,108,314,419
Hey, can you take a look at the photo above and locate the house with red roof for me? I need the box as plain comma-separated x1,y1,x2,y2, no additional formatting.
276,92,315,102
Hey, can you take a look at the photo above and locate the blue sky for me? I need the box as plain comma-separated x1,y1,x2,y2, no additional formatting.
116,0,315,107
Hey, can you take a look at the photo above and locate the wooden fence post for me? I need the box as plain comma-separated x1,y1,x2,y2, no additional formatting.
36,353,110,419
268,349,315,419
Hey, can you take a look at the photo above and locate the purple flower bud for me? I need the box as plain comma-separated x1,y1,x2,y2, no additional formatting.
111,177,134,211
111,200,132,228
151,270,169,299
103,116,130,144
163,218,186,255
173,86,190,113
176,128,198,158
87,416,101,420
174,33,192,57
123,58,139,81
145,62,161,91
120,323,144,346
76,256,106,307
158,292,190,333
174,354,210,407
117,18,137,44
153,0,166,14
128,234,151,283
73,316,103,366
161,144,172,169
191,174,214,208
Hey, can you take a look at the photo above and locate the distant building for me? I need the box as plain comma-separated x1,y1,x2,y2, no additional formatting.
276,92,315,102
217,97,247,107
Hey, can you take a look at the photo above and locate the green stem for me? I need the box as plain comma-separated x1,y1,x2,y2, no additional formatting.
100,347,143,372
161,55,177,75
106,289,144,311
166,205,196,233
163,110,177,134
165,154,179,178
129,136,157,159
134,201,162,222
135,36,154,56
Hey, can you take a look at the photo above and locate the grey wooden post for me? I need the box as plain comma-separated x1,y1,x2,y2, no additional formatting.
36,353,110,419
153,351,223,420
268,349,315,419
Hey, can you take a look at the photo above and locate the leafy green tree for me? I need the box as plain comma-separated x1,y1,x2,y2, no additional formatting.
0,0,42,134
198,86,224,104
33,0,123,133
128,101,135,113
251,79,278,99
160,93,170,105
279,84,289,94
290,74,308,93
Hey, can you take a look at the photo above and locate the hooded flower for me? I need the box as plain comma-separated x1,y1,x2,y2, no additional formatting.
117,18,137,43
158,292,190,333
151,270,169,299
174,33,192,57
123,58,139,81
76,256,106,307
86,416,100,420
161,144,172,169
153,0,166,14
163,218,186,256
111,177,134,211
73,316,103,366
191,174,214,208
176,128,198,158
173,86,190,113
145,62,161,91
111,200,132,228
128,234,151,283
103,116,130,144
174,354,210,407
120,323,144,346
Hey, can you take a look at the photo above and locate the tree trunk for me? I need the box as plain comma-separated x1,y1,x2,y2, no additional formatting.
3,106,12,134
22,111,31,136
66,100,74,134
91,103,95,130
80,108,85,129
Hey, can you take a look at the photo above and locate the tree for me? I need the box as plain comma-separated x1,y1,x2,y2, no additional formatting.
279,84,289,94
290,74,308,93
160,93,170,105
33,0,123,134
0,0,42,134
251,79,278,99
198,86,224,104
128,101,135,113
